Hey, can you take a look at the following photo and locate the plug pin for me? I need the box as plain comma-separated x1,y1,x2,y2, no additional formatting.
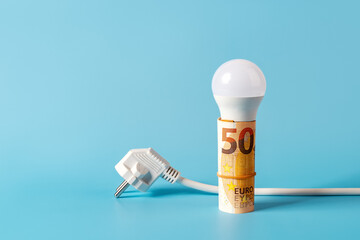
114,180,130,198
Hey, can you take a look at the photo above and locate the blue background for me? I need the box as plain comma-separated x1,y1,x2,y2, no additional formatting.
1,0,359,239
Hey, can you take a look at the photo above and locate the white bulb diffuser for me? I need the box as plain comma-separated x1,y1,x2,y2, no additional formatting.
212,59,266,121
212,59,266,214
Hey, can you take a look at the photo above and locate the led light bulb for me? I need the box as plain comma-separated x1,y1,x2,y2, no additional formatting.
212,59,266,214
212,59,266,121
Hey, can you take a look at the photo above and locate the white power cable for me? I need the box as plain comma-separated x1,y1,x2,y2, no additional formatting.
253,188,360,196
114,148,360,197
177,176,218,193
177,176,360,196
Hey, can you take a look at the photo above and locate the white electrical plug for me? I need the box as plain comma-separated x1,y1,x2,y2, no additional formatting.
114,148,181,197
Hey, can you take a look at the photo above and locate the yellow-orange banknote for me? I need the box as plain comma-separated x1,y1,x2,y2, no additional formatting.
217,119,256,214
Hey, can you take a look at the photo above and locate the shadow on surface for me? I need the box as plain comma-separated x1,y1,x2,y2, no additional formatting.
255,197,310,211
120,187,216,198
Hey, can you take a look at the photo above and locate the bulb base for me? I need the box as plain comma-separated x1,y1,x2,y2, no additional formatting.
214,96,263,122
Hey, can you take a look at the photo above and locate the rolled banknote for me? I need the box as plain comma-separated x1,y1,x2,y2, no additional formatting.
217,118,256,214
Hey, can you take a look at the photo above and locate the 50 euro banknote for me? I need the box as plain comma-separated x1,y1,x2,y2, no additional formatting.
217,119,256,214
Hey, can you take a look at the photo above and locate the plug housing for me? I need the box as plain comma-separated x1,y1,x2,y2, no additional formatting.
115,148,170,192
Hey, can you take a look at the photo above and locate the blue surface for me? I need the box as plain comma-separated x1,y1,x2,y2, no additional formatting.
1,0,360,239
